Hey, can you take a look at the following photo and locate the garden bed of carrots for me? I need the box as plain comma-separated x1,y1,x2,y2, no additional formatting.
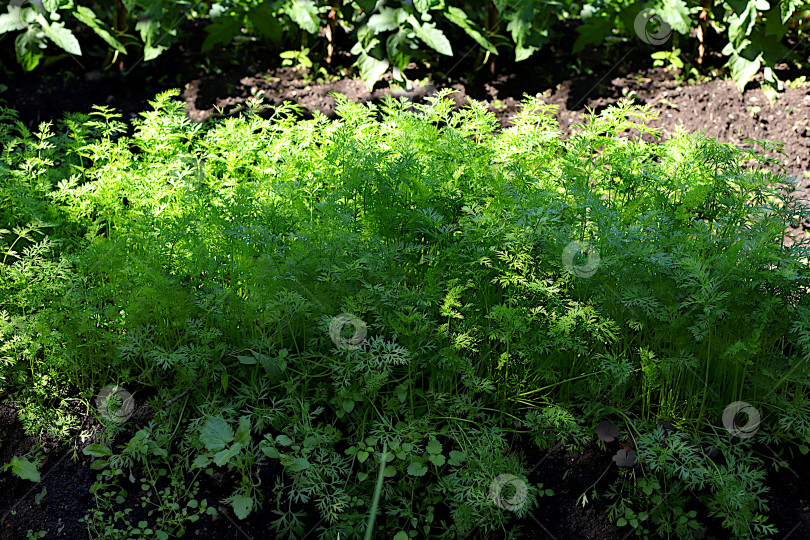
2,25,810,539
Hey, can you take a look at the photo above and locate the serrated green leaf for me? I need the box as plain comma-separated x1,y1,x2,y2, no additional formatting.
383,465,397,477
573,15,613,53
728,2,757,47
407,15,452,55
10,456,40,482
234,416,251,446
356,0,376,12
447,450,465,466
191,454,212,469
356,52,389,90
142,43,165,61
428,453,445,466
202,16,242,52
72,6,126,54
83,444,112,458
444,7,497,54
249,4,281,43
285,0,319,34
414,0,431,13
213,443,243,466
276,434,293,446
368,7,401,33
200,417,234,452
35,14,81,55
0,7,27,34
230,494,252,520
426,437,442,454
342,399,355,414
727,50,762,91
506,0,536,60
287,457,310,472
658,0,691,35
407,461,427,476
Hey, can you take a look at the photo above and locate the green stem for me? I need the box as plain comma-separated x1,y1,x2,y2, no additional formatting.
364,442,388,540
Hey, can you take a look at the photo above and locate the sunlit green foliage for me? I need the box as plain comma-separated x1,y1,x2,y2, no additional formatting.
1,91,809,538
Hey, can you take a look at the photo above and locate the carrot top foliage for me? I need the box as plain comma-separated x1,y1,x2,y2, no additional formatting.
1,91,809,538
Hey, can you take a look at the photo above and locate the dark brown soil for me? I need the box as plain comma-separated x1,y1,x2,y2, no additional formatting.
2,22,810,540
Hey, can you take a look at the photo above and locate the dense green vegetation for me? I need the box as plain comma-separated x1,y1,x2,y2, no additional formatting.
1,1,809,94
1,91,810,538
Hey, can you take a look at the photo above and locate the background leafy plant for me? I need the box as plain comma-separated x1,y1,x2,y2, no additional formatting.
2,0,808,95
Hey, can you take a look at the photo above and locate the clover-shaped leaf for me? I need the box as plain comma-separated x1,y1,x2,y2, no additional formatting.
447,450,465,466
594,420,620,442
428,453,445,466
407,461,428,476
657,419,675,433
612,448,637,467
